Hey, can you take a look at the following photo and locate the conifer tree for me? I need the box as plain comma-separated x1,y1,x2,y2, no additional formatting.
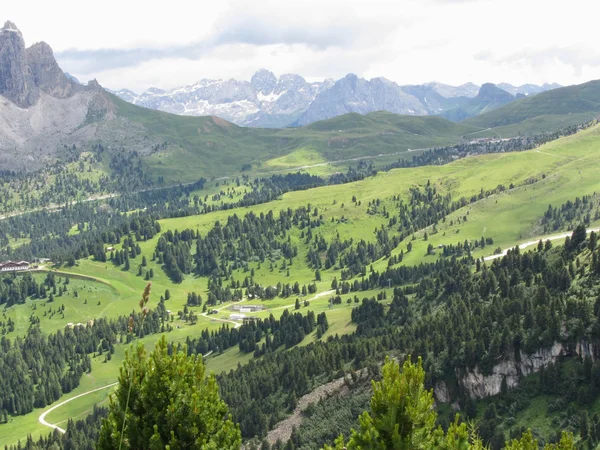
97,335,240,449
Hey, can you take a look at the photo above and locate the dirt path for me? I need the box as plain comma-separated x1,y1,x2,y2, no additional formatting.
38,383,118,433
266,289,336,313
200,298,247,328
534,149,566,158
263,370,367,446
267,148,434,174
483,226,600,262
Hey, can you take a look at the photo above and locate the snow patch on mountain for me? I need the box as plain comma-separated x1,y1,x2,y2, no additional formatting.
109,70,561,128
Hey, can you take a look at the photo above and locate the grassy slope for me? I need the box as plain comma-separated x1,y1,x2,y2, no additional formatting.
466,80,600,129
111,94,483,182
5,124,600,446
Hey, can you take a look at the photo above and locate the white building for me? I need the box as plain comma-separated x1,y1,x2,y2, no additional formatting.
0,261,30,272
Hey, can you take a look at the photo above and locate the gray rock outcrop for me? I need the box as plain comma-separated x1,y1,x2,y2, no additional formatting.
434,340,596,402
293,74,429,126
0,21,38,107
110,69,560,127
26,41,79,98
0,21,79,108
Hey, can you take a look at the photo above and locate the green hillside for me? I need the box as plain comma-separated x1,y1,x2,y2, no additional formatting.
466,79,600,129
5,123,600,447
442,83,515,122
111,94,482,182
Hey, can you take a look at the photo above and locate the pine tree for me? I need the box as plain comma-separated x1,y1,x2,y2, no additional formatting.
97,336,241,449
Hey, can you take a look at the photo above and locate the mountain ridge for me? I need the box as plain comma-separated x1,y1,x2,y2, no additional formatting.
109,70,560,127
441,83,515,122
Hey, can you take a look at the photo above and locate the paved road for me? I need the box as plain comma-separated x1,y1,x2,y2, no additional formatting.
483,227,600,262
38,383,118,433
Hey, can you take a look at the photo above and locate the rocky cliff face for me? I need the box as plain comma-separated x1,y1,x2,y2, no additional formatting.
121,69,333,128
292,74,429,126
0,22,150,170
441,83,516,122
26,41,79,98
0,21,79,108
434,340,595,402
0,21,38,107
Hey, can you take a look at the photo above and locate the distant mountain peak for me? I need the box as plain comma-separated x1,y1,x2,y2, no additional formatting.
477,83,513,101
251,69,277,94
441,83,515,122
108,69,561,128
0,20,82,108
2,20,20,33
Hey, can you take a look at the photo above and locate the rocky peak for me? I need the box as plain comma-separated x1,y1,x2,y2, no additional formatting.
477,83,513,102
26,41,79,98
0,21,80,107
0,21,38,107
251,69,277,94
2,21,20,33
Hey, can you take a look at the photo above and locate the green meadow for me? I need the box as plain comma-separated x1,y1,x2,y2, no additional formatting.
5,124,600,446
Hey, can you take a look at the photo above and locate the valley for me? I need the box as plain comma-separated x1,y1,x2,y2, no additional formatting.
3,121,600,447
3,14,600,450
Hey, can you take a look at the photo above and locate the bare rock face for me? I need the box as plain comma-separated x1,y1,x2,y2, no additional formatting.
0,21,79,108
433,340,597,402
292,74,430,126
0,21,38,107
26,41,79,98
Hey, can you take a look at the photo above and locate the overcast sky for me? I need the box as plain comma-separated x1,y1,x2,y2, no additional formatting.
4,0,599,93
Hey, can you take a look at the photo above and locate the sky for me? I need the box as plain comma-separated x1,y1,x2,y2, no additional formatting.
4,0,600,93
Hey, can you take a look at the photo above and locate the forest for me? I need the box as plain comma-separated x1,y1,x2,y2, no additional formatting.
5,224,599,449
4,119,600,449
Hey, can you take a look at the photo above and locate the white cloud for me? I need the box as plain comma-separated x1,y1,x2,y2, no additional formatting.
3,0,600,92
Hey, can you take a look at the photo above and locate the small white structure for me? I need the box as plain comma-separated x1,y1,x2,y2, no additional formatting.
0,261,30,272
230,313,246,321
231,305,265,313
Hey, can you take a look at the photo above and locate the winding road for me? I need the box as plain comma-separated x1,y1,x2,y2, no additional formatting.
38,383,118,433
483,227,600,261
37,223,597,433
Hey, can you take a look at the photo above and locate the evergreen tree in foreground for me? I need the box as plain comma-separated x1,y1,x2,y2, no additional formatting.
97,335,240,449
97,283,240,450
323,357,575,450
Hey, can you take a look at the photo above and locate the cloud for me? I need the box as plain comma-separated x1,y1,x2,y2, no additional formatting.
475,45,600,79
7,0,598,92
56,43,212,74
55,0,403,75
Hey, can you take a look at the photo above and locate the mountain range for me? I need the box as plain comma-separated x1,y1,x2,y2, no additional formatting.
1,20,599,180
109,70,561,127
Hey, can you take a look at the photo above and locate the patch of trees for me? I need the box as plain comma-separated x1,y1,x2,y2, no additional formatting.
0,272,61,308
439,236,494,258
3,405,108,450
155,207,321,282
542,194,600,233
0,299,170,418
386,119,598,170
212,226,600,444
1,206,161,266
181,309,324,359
